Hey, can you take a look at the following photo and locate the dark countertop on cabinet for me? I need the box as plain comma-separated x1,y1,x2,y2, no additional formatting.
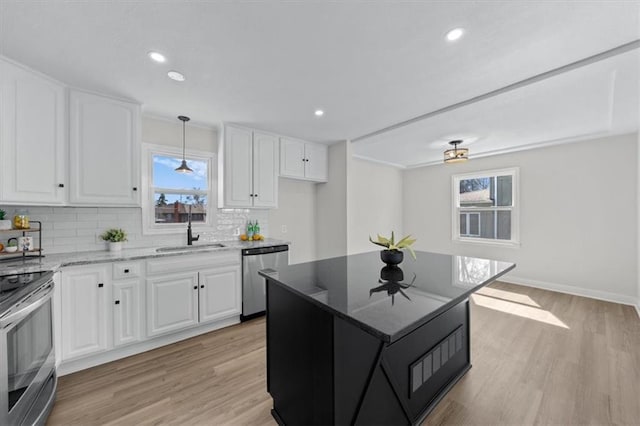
260,250,515,343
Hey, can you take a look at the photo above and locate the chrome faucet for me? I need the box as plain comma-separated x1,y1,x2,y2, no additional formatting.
187,205,200,245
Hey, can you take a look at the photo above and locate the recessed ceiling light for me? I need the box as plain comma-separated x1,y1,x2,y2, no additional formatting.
167,71,185,82
314,109,324,117
446,28,465,42
148,51,166,63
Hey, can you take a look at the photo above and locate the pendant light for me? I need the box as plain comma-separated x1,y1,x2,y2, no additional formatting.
175,115,193,174
444,140,469,164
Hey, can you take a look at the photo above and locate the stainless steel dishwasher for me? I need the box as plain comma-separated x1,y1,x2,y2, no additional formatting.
241,244,289,320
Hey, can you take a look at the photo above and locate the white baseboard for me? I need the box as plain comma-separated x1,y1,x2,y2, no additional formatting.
58,316,240,376
499,275,639,307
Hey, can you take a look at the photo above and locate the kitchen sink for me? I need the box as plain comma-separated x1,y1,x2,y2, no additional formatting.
156,243,226,253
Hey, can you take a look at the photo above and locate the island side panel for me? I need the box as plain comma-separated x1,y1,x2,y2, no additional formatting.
333,317,387,425
384,299,471,422
266,280,334,425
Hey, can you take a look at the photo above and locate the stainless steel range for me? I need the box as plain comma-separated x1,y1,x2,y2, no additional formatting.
0,271,56,426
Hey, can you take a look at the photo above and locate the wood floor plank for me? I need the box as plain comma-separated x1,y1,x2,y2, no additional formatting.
47,282,640,426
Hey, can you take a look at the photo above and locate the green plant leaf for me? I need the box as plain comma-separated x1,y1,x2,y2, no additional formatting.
369,235,390,248
395,234,413,246
406,245,417,260
376,234,390,245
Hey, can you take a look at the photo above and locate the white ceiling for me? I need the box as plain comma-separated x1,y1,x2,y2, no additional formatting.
1,1,638,156
353,49,640,167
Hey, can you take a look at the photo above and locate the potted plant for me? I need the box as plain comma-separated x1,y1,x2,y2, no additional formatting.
0,209,11,230
369,231,416,265
100,228,128,252
5,238,18,253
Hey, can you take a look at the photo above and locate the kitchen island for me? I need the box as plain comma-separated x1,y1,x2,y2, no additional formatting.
260,251,515,425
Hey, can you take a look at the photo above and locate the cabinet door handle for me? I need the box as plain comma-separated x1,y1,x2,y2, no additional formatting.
58,183,64,188
114,300,120,305
254,194,258,198
200,285,204,289
133,187,138,191
124,269,130,273
193,286,198,290
98,283,104,288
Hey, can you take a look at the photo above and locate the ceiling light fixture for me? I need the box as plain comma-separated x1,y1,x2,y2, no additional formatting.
314,109,324,117
175,116,193,174
167,71,185,82
444,140,469,164
148,51,166,63
446,28,465,42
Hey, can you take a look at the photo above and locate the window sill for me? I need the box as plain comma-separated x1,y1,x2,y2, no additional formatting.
453,237,520,248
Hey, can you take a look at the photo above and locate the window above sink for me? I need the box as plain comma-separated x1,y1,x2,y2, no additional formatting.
141,143,216,235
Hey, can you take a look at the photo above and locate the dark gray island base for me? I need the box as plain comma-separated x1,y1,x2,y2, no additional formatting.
261,251,515,426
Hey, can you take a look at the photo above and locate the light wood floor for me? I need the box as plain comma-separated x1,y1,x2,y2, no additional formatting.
47,282,640,426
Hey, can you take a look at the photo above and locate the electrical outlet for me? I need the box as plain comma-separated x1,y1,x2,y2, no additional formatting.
281,225,287,233
233,227,240,236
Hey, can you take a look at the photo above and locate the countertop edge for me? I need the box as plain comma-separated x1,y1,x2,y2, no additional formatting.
0,239,290,275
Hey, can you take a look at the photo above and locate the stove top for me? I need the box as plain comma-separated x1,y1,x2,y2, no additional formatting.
0,271,54,316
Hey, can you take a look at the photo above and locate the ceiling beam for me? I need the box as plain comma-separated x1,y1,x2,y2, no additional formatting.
351,39,640,143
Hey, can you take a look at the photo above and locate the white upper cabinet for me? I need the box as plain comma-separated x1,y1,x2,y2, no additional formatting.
221,125,253,208
0,58,67,204
69,89,141,206
280,138,306,179
252,131,279,208
280,137,328,182
304,142,329,181
219,124,279,209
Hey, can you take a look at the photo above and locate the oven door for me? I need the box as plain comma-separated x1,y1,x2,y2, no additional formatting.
0,281,55,426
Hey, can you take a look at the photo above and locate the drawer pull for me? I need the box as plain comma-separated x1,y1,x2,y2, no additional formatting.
115,300,120,305
98,283,104,288
124,269,130,273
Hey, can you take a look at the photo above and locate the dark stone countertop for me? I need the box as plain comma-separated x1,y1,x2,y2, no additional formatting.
260,250,515,343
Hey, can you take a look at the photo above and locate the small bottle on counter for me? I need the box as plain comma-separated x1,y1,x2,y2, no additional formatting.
246,220,254,239
254,221,260,236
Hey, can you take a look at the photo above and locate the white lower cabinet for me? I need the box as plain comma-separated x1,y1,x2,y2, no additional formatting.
146,261,241,336
146,272,199,337
59,252,241,371
199,266,242,323
113,278,144,347
61,265,110,360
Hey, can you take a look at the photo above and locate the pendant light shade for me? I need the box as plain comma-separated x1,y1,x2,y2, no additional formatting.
175,115,193,174
444,140,469,164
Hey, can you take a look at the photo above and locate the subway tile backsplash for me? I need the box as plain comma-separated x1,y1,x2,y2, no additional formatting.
1,206,269,254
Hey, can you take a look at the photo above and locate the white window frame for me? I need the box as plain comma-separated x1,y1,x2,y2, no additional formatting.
460,212,481,237
141,143,216,235
452,167,520,247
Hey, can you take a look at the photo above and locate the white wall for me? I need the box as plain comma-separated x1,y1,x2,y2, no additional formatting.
268,178,317,264
315,141,348,260
403,133,638,304
142,115,217,151
347,158,404,255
